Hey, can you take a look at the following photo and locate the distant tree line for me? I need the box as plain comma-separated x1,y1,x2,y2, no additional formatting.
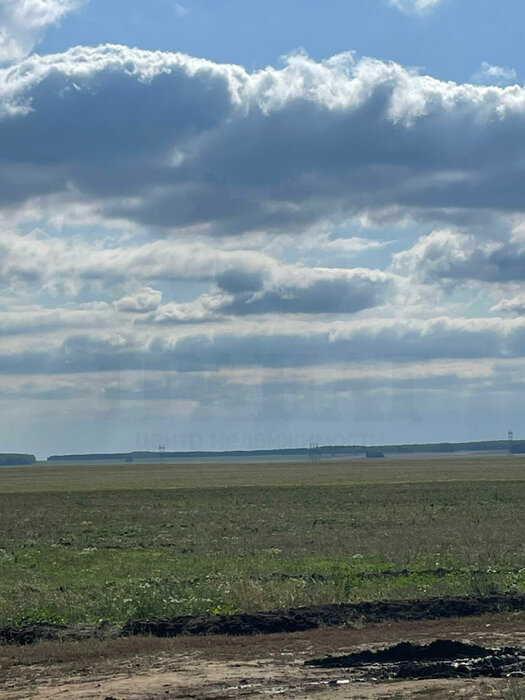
510,443,525,454
45,439,525,463
0,454,36,466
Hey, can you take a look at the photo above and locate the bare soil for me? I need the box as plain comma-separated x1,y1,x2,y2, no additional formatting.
2,610,524,699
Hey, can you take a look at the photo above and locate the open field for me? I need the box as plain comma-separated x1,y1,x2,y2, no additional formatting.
2,454,525,492
1,457,524,627
1,456,524,698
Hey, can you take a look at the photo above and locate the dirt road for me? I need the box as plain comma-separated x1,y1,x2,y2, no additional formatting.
2,612,524,699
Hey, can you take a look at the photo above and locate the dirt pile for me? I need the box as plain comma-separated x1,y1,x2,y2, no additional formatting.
122,593,525,638
306,639,525,681
1,593,524,646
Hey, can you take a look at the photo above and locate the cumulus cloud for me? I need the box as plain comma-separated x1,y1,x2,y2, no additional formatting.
4,47,525,235
145,267,395,321
392,229,525,285
0,0,82,63
140,298,219,324
491,295,525,316
114,287,162,313
214,267,396,315
473,62,517,87
0,230,272,294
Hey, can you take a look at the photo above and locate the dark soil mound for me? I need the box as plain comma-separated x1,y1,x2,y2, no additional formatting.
307,639,510,667
0,624,69,645
2,593,524,646
307,639,525,681
122,593,525,638
0,621,119,646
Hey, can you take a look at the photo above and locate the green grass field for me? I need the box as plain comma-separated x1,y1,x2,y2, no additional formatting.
0,457,524,626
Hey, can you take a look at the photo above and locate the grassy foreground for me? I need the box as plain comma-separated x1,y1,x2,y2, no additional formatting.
0,457,524,626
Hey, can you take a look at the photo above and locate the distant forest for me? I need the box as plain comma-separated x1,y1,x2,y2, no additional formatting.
0,454,36,466
46,438,525,462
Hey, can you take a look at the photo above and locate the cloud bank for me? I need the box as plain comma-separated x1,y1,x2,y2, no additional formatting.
4,47,525,235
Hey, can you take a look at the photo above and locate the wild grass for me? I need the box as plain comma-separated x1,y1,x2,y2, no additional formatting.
0,458,523,626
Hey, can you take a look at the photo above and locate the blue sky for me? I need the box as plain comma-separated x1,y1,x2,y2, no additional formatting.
1,0,525,457
38,0,522,83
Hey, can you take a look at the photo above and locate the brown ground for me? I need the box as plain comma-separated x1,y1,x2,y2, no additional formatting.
2,612,524,699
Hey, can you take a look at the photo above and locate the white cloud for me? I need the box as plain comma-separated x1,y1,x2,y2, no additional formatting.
392,229,525,285
0,0,83,63
0,304,111,336
0,230,274,295
473,62,517,87
491,295,525,316
388,0,443,14
271,233,392,258
114,287,163,313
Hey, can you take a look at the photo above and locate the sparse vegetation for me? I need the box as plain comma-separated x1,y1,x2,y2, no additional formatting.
0,457,523,626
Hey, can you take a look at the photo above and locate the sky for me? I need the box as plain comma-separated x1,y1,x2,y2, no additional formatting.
1,0,525,458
